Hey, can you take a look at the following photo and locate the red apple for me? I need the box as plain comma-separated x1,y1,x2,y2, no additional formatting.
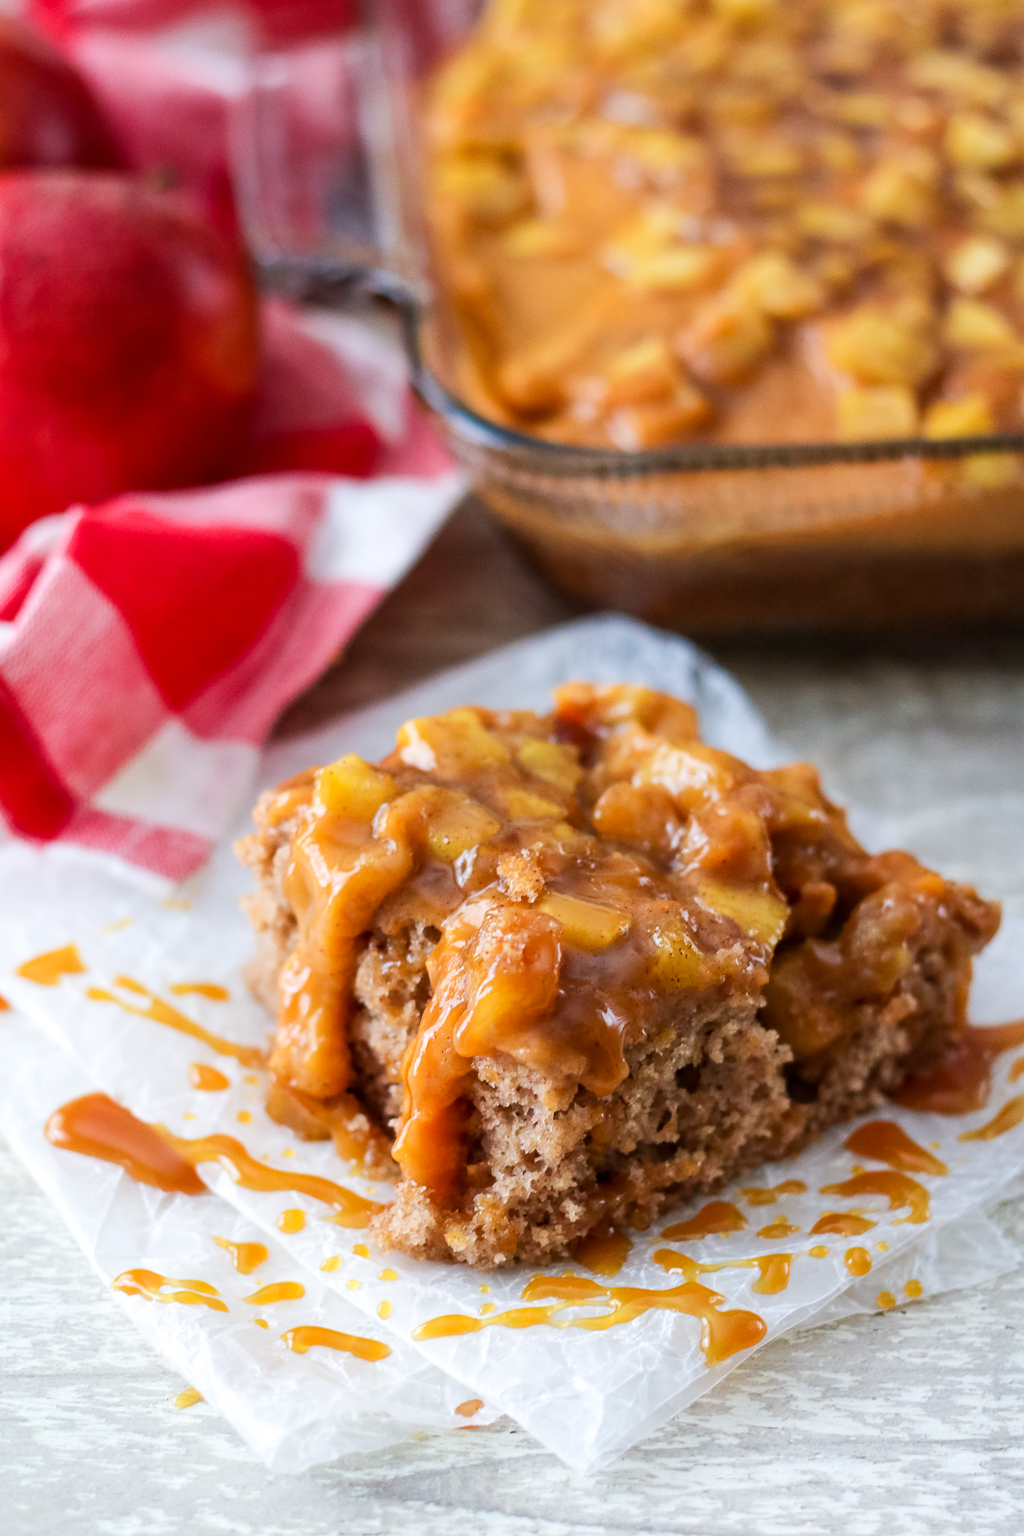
0,16,123,170
0,171,260,547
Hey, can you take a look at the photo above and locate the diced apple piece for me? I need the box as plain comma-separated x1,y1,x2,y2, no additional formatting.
692,877,788,948
826,303,938,387
678,294,775,385
945,235,1010,294
731,252,824,319
497,787,566,820
646,916,712,991
398,708,511,776
924,394,994,438
836,385,918,440
607,384,713,447
943,298,1019,352
318,755,396,823
424,796,502,863
517,738,582,791
538,892,630,952
640,741,742,812
945,112,1016,170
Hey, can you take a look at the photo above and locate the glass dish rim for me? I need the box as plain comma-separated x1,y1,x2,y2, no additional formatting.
401,307,1024,478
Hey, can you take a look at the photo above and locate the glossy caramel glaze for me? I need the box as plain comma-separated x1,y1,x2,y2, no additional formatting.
845,1119,949,1175
571,1220,633,1277
45,1093,206,1195
412,1272,766,1367
820,1169,931,1224
161,1131,382,1229
280,1326,391,1362
213,1237,268,1275
891,1018,1024,1114
18,943,85,986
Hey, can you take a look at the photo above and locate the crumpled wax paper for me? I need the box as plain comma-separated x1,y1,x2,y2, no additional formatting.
2,614,1023,1474
0,1020,498,1472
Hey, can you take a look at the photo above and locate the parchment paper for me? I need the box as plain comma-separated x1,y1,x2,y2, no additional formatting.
2,615,1023,1473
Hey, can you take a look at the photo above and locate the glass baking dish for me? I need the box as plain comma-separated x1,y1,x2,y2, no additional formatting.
235,0,1024,636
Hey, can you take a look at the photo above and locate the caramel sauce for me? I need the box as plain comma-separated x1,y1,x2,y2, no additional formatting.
662,1202,747,1242
242,1282,305,1305
161,1131,382,1228
845,1121,948,1177
169,983,230,1001
570,1220,632,1278
213,1237,268,1275
0,993,10,1011
87,977,265,1067
112,1269,227,1312
455,1399,484,1418
756,1217,800,1240
18,943,85,985
810,1212,876,1237
277,1209,306,1234
174,1388,203,1409
960,1094,1024,1142
892,1020,1024,1116
877,1291,897,1311
413,1272,766,1367
844,1247,872,1277
905,1279,923,1298
378,1300,393,1319
653,1246,797,1295
189,1063,229,1092
265,1079,393,1174
737,1180,807,1207
280,1326,391,1362
45,1093,205,1195
819,1170,931,1225
1010,1058,1024,1085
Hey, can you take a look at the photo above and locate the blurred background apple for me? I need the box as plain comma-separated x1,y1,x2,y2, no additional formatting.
0,171,260,548
0,14,124,171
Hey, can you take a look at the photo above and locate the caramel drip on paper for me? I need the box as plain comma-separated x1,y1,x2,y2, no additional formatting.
189,1063,230,1092
281,1326,391,1362
86,976,265,1067
810,1212,876,1237
456,1399,484,1418
662,1202,747,1241
756,1216,800,1240
174,1388,203,1409
892,1020,1024,1115
877,1291,897,1310
0,993,10,1011
960,1095,1024,1142
653,1247,800,1295
844,1247,872,1277
570,1221,632,1278
412,1273,766,1367
819,1170,931,1225
169,983,230,1001
277,1209,306,1234
45,1093,205,1195
213,1237,269,1275
242,1282,305,1305
161,1131,382,1228
737,1180,807,1207
18,944,86,986
845,1120,948,1176
1009,1058,1024,1085
112,1269,227,1313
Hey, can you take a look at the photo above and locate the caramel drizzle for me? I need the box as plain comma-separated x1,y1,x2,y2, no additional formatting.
0,993,10,1011
213,1237,268,1275
412,1273,767,1367
456,1399,484,1418
756,1216,800,1240
662,1201,747,1241
160,1130,382,1228
17,944,86,986
845,1120,949,1177
45,1093,205,1195
892,1019,1024,1115
960,1094,1024,1143
169,983,230,1001
1010,1058,1024,1085
810,1211,876,1237
86,976,265,1067
570,1221,633,1278
819,1170,931,1225
844,1247,872,1277
189,1063,230,1092
737,1180,807,1207
112,1269,227,1313
280,1326,391,1362
653,1247,814,1295
242,1282,305,1305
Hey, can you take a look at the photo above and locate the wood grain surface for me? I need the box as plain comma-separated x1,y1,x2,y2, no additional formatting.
4,497,1024,1536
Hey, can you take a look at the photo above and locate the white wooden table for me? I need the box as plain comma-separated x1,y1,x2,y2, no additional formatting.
4,502,1024,1536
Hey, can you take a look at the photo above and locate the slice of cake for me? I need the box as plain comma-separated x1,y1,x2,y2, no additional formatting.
237,684,998,1267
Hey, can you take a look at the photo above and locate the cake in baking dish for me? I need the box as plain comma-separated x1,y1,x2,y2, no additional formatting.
237,684,998,1267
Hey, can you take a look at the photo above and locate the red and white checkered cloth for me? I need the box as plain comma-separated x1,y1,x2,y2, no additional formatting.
0,298,463,882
